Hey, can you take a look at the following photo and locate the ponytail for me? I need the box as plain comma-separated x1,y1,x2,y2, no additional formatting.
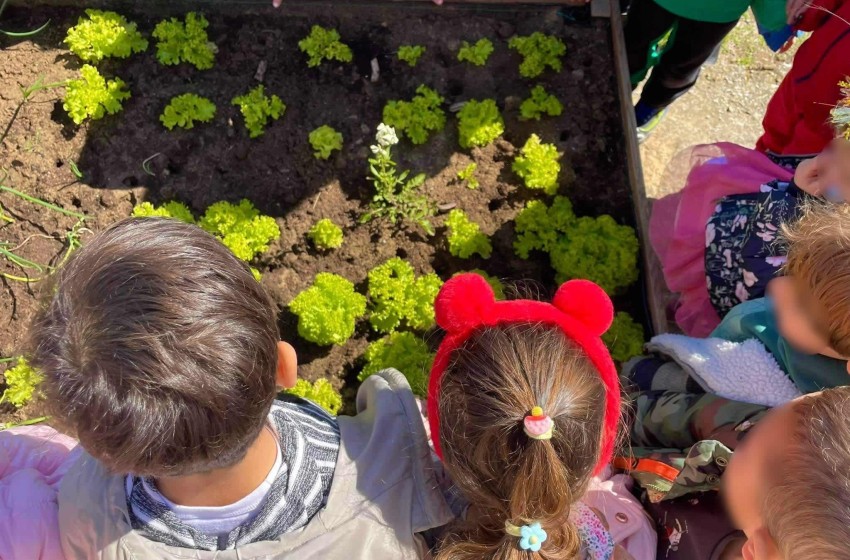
435,324,606,560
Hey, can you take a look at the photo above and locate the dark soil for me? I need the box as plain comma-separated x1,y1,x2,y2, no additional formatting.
0,3,634,423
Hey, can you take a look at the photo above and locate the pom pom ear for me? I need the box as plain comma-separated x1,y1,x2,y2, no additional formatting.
552,280,614,336
435,273,496,333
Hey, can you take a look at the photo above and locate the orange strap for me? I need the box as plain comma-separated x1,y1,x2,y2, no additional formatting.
613,456,680,483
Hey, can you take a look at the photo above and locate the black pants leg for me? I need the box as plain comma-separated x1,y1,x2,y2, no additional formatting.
624,0,677,86
640,11,739,108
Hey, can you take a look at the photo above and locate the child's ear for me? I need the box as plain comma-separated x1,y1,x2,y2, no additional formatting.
276,341,298,389
745,527,782,560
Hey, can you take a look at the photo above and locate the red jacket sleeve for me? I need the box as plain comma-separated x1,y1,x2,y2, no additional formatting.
758,0,850,154
795,0,841,32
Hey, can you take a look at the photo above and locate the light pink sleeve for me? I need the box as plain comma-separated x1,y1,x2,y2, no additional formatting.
0,426,80,560
583,469,657,560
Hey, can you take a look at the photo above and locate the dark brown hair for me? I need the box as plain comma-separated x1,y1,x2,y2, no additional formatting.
436,323,605,560
764,388,850,559
29,217,280,477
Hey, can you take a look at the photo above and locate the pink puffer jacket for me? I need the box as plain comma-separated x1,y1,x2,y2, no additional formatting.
0,425,79,560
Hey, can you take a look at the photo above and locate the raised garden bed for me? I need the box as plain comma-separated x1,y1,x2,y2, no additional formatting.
0,0,647,423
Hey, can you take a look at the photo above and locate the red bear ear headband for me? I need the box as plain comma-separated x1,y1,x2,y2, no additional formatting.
427,273,621,475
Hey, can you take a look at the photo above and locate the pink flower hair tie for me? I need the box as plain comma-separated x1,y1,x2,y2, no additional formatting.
523,406,554,440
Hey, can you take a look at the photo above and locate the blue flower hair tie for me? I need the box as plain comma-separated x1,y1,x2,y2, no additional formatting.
505,520,548,552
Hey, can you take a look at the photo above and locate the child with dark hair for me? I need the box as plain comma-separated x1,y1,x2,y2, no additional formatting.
25,217,453,559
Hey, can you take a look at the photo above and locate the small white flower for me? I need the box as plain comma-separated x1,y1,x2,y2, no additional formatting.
376,123,399,147
370,145,381,154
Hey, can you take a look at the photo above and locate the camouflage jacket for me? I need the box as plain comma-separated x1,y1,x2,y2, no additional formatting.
621,390,768,502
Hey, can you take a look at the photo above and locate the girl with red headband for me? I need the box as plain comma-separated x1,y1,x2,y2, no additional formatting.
428,274,650,560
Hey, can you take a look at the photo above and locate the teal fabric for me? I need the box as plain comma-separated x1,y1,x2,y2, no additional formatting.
712,298,849,394
652,0,786,30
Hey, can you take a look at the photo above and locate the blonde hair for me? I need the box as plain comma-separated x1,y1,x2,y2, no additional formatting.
763,388,850,558
782,202,850,356
435,323,605,560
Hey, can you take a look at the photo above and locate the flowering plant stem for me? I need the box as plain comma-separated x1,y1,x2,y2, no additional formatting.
361,124,435,235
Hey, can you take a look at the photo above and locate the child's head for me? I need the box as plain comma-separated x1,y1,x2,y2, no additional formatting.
428,275,620,560
770,202,850,366
29,217,296,477
723,388,850,559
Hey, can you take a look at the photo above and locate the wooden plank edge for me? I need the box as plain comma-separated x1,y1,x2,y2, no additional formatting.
609,0,669,335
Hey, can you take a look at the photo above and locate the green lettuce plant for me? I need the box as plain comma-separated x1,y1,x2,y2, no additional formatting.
65,9,148,63
398,45,426,67
309,125,343,159
512,134,561,195
1,358,42,409
160,93,216,130
513,196,637,293
520,85,563,121
289,273,367,346
602,312,645,363
549,215,639,293
457,99,504,149
153,12,216,70
457,38,494,66
132,201,195,224
509,32,566,78
513,197,575,259
198,199,280,264
308,218,344,250
446,209,492,259
367,257,443,333
361,124,435,235
299,25,353,67
382,85,446,145
131,199,277,279
63,65,130,125
232,85,286,138
457,163,479,189
359,331,433,397
284,379,342,415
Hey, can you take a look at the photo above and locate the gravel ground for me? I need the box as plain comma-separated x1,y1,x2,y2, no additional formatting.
636,11,801,198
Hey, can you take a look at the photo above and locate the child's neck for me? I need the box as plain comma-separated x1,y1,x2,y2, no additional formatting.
156,426,278,507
